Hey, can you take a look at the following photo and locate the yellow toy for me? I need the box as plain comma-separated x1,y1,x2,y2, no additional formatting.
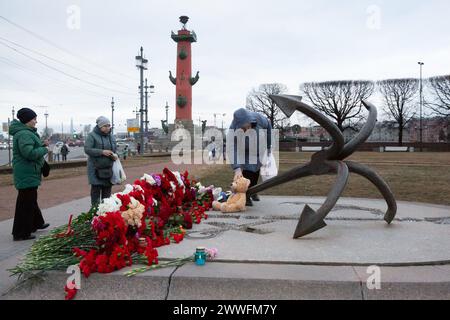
212,176,251,213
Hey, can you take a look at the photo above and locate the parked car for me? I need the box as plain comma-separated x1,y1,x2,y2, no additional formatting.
116,142,130,150
0,142,9,150
68,140,84,147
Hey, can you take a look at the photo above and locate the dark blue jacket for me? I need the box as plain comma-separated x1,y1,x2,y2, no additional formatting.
228,108,272,173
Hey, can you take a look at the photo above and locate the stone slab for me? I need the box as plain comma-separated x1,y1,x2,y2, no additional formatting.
353,266,450,300
0,197,90,262
169,262,362,300
1,196,449,300
159,196,450,265
4,266,176,300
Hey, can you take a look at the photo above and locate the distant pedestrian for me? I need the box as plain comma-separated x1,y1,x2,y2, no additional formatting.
137,142,141,154
9,107,50,241
208,137,217,160
122,145,128,160
52,143,61,161
223,140,226,161
61,143,69,161
84,116,117,207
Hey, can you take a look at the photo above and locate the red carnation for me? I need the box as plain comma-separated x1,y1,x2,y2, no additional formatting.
64,282,77,300
182,211,193,229
171,232,184,243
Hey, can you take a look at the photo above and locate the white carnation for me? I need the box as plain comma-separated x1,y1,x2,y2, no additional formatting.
142,173,156,185
172,171,184,187
129,196,139,208
97,197,121,216
115,184,134,196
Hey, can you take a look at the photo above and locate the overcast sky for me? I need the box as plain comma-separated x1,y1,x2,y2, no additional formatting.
1,0,449,134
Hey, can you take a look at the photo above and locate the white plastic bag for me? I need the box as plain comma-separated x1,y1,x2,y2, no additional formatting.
111,156,127,185
260,151,278,181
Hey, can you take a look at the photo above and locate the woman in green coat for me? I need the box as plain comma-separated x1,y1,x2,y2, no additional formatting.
9,108,50,241
84,116,117,207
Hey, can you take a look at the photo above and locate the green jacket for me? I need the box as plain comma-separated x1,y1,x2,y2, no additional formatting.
9,120,48,190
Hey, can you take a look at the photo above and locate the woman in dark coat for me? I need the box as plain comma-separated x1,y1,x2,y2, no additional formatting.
84,116,117,207
9,108,50,241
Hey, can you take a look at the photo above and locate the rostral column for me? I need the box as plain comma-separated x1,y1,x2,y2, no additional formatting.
169,16,199,138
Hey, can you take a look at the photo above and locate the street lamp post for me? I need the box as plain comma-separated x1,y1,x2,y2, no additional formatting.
165,101,169,125
144,79,148,134
44,111,49,138
418,61,424,152
7,117,11,166
111,97,115,136
135,47,148,155
143,79,155,134
149,84,155,131
221,113,226,133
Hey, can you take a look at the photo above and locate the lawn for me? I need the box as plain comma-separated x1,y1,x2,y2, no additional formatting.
195,152,450,206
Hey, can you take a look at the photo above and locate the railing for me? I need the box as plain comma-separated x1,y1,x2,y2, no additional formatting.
280,141,450,152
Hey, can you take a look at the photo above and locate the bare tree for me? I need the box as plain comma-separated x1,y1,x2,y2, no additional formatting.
300,80,374,131
246,83,289,130
427,75,450,117
378,78,419,145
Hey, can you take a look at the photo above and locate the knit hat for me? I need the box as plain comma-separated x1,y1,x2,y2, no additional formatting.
17,108,37,124
96,116,111,128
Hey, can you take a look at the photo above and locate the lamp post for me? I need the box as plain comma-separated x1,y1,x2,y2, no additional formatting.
165,101,169,125
111,97,115,136
7,117,11,166
418,61,424,151
143,79,155,134
135,47,148,155
44,111,49,138
221,113,226,133
144,79,148,134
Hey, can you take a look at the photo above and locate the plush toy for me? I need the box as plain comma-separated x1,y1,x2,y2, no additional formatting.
212,176,251,213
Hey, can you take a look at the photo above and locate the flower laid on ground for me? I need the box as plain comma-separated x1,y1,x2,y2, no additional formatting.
125,247,219,277
206,247,219,259
9,168,215,300
120,197,145,227
64,280,78,300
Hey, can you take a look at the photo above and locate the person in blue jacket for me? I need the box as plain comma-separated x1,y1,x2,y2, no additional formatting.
228,108,272,206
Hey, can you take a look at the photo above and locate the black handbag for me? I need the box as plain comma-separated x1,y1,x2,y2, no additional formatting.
95,167,113,179
93,133,114,180
42,160,50,177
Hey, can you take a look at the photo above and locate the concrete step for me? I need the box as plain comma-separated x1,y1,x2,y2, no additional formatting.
3,262,450,300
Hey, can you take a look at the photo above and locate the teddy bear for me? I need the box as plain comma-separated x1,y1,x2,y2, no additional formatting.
212,176,251,213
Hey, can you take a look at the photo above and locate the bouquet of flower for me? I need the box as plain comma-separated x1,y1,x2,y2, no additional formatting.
9,168,215,300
